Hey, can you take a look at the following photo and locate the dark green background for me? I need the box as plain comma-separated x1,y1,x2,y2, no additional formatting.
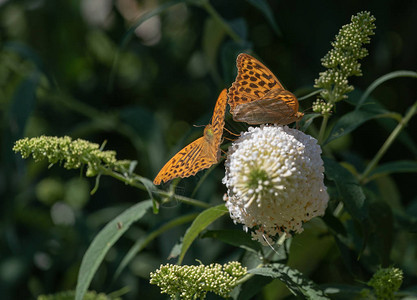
1,0,416,299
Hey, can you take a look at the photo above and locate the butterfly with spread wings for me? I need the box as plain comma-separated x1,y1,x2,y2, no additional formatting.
228,53,304,125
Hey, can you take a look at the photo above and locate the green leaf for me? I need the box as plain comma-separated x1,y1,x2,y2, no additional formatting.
246,0,282,36
300,113,321,132
356,70,417,110
114,213,197,279
249,264,329,299
324,107,399,145
378,118,417,157
323,157,367,221
322,284,366,299
8,73,40,139
368,160,417,179
367,200,393,266
201,229,261,253
395,211,417,233
178,204,228,264
322,210,347,237
137,176,161,213
75,200,153,300
233,275,273,300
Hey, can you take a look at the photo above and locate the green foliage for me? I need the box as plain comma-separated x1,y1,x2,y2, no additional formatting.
249,264,329,299
2,1,417,300
38,290,120,300
75,201,153,300
178,204,228,264
150,262,247,299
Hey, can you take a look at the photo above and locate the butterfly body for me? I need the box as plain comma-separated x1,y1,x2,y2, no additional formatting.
153,90,227,185
228,53,304,125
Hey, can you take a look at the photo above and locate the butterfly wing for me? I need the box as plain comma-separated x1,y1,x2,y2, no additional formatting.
232,90,303,125
153,90,228,185
153,137,216,185
210,89,228,146
228,53,284,112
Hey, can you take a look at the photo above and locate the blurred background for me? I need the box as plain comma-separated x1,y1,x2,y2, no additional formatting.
1,0,416,299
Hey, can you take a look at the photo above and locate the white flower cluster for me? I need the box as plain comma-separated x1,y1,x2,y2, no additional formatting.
223,125,328,245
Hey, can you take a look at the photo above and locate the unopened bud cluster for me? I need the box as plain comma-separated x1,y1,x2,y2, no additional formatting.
150,262,247,299
314,11,376,104
13,136,130,177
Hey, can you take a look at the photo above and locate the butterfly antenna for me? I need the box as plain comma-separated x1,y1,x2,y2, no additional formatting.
223,136,237,142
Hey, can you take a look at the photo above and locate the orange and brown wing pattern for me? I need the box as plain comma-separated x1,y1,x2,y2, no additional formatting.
228,53,284,112
153,137,215,185
153,90,227,185
210,89,228,143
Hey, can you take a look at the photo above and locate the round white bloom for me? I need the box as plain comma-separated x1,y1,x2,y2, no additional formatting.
223,125,328,245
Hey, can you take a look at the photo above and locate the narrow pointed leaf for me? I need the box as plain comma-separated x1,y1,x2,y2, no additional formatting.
178,204,228,264
75,200,152,300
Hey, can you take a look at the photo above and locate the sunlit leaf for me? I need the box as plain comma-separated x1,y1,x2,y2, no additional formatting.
178,204,228,264
249,264,329,299
75,200,153,300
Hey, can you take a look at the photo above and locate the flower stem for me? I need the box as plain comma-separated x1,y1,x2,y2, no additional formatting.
99,166,211,209
200,0,242,43
318,114,329,145
359,100,417,184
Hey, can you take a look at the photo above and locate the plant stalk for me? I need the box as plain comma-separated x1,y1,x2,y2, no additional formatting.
359,100,417,183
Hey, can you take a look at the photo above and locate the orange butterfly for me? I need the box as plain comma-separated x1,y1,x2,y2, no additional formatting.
153,89,227,185
228,53,304,125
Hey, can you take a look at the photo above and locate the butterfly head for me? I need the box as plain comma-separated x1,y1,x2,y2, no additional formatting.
204,124,214,140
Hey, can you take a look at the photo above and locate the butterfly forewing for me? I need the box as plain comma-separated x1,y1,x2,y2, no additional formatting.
228,53,283,111
228,53,304,125
153,89,227,185
211,89,228,139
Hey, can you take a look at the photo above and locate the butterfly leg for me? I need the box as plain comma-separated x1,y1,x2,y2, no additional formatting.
223,127,241,137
